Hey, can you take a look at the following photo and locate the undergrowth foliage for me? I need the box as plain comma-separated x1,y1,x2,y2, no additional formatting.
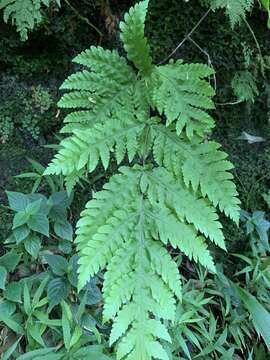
210,0,254,27
0,0,60,40
45,1,241,359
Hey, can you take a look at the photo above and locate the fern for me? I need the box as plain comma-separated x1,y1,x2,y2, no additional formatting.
210,0,254,27
231,70,258,102
45,1,240,359
0,0,60,40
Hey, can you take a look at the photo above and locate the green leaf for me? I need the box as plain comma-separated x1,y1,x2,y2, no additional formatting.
4,281,22,303
23,281,31,316
0,265,7,290
50,190,72,208
32,276,49,308
54,220,73,241
6,191,29,211
58,240,72,254
28,214,49,236
34,310,62,327
13,225,30,244
26,198,42,215
48,277,69,310
13,210,29,228
0,301,16,316
16,347,58,360
24,234,41,258
83,279,102,305
44,254,69,275
61,300,72,350
27,194,49,214
67,255,78,286
49,192,70,221
15,172,40,179
27,322,45,346
236,286,270,351
73,345,113,359
70,324,83,348
0,250,21,272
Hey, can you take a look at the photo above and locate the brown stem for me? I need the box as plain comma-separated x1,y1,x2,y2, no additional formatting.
64,0,103,44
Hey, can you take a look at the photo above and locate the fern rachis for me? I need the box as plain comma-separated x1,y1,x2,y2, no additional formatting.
45,1,240,358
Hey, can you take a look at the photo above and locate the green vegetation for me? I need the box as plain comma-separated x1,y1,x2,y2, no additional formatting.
1,0,270,359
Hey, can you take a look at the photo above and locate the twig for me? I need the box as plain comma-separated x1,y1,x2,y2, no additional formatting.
242,17,270,73
187,35,217,91
64,0,103,44
158,8,211,65
216,100,243,106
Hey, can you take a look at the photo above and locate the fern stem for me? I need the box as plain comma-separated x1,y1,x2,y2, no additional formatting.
64,0,103,44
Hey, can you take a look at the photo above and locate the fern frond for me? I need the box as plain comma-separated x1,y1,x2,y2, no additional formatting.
147,209,216,272
231,70,258,102
145,167,225,250
0,0,59,40
44,114,146,176
45,2,241,358
46,46,151,183
120,0,153,75
58,47,138,125
76,166,183,359
211,0,254,27
76,167,142,289
152,61,215,138
182,141,241,223
152,124,240,223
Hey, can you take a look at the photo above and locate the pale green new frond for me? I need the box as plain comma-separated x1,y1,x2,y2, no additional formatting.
44,115,145,177
182,141,241,223
0,0,59,40
146,167,225,249
152,62,215,138
120,0,153,75
211,0,254,27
